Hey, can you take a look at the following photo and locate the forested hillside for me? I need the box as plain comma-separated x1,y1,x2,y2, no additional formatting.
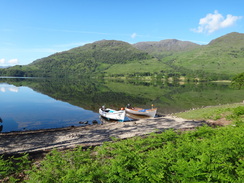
30,40,153,77
0,32,243,80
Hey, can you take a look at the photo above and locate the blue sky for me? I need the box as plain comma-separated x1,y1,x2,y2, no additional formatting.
0,0,243,66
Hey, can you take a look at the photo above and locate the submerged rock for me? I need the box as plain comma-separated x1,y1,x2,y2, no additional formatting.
92,120,98,124
79,121,89,124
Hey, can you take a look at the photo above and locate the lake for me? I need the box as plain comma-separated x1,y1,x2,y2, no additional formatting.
1,77,243,132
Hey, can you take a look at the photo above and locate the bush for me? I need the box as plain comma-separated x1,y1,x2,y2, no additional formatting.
26,125,244,182
0,153,30,181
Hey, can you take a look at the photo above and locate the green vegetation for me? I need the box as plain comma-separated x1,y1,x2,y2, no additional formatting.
1,103,244,182
0,154,30,182
27,124,244,182
160,33,244,78
231,72,244,89
175,103,244,121
0,32,243,80
104,58,172,77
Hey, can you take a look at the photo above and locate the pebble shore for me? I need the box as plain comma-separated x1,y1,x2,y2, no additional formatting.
0,115,205,154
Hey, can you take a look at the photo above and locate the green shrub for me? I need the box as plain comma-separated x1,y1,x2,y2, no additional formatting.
26,124,244,182
233,106,244,116
0,153,30,181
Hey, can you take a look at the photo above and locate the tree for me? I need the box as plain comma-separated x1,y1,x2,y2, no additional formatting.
231,72,244,89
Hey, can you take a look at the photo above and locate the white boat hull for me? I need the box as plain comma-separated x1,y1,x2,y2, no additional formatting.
99,108,125,121
125,107,157,117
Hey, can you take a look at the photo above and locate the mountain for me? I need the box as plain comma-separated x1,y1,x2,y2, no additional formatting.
133,39,200,58
32,40,151,66
25,40,155,77
0,32,243,79
162,32,244,77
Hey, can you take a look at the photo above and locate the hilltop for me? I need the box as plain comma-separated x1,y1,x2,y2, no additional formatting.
209,32,244,46
133,39,200,58
0,32,243,79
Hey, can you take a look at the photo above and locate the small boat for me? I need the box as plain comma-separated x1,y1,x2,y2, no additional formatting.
99,106,126,121
126,112,150,120
125,104,157,117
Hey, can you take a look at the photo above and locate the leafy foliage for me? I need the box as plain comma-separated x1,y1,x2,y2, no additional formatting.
231,72,244,89
0,154,30,182
25,122,244,182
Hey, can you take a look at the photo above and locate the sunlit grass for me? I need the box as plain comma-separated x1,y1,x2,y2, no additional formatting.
174,103,244,121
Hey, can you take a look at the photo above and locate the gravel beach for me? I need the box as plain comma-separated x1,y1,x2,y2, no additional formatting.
0,115,205,154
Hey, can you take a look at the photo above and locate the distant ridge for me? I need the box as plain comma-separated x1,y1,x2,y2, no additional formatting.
134,39,200,52
133,39,200,58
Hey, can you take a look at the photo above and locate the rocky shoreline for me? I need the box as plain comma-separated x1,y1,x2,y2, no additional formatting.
0,115,205,155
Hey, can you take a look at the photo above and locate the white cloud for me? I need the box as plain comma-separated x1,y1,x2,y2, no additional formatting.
0,58,5,64
0,58,19,66
192,10,242,34
8,59,19,65
131,33,137,39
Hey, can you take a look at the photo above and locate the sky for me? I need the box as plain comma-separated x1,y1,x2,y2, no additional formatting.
0,0,243,66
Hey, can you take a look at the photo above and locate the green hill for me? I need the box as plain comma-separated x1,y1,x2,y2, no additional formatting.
0,32,243,79
29,40,156,77
161,32,244,78
0,40,158,77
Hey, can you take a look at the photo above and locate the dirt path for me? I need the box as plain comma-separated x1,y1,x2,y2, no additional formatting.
0,116,205,154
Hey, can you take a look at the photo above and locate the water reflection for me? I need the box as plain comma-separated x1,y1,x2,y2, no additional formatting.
1,77,244,132
0,84,19,92
0,117,2,132
0,80,102,132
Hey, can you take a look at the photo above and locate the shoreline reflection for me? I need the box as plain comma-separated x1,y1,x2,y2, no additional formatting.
0,84,19,93
1,77,244,133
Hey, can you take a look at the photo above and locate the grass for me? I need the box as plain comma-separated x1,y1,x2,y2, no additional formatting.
166,45,244,76
174,103,244,121
105,58,172,75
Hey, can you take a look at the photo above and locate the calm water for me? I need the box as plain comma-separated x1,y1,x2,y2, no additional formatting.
0,83,101,132
1,77,243,132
